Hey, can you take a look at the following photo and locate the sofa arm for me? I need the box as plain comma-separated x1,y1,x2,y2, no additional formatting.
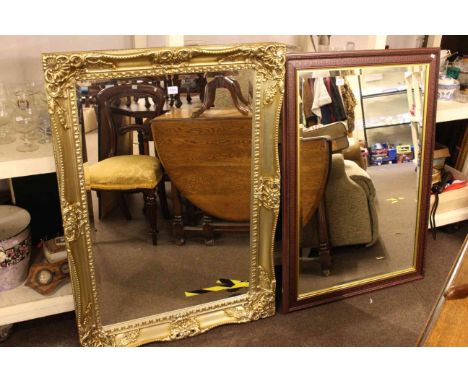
344,159,376,199
342,141,367,170
342,158,379,246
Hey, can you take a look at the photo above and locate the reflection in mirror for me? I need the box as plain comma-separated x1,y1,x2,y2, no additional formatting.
77,70,255,325
297,64,427,298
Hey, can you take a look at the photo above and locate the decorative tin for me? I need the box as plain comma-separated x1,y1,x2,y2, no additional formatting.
438,75,459,101
0,205,32,292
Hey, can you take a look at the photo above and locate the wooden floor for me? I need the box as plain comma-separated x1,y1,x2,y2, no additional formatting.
419,235,468,346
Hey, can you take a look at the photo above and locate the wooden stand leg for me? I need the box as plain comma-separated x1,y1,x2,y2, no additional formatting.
143,190,158,245
171,184,185,246
445,283,468,300
317,199,331,276
202,215,215,246
185,200,199,226
0,324,13,343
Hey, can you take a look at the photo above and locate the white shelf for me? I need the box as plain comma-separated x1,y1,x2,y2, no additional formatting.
0,281,74,326
436,100,468,123
433,206,468,228
432,103,468,228
0,140,55,180
430,166,468,228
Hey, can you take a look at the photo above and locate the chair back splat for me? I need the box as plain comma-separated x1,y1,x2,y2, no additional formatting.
96,84,166,159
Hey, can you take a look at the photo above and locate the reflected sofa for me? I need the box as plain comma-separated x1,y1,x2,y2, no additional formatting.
302,153,379,249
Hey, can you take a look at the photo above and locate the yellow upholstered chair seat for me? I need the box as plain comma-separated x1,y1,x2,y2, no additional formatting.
84,155,162,191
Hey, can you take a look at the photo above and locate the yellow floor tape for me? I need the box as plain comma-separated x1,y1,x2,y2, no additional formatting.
185,279,249,297
386,196,405,204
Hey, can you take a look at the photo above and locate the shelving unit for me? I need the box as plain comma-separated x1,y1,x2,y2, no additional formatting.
0,140,55,179
0,282,73,326
0,135,72,334
431,100,468,227
356,74,416,149
353,68,468,227
436,99,468,123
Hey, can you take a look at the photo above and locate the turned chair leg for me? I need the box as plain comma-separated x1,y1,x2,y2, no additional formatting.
86,190,95,231
143,190,158,245
157,181,171,220
118,192,132,221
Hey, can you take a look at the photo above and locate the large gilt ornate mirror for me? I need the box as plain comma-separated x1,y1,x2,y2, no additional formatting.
43,43,284,345
282,49,439,311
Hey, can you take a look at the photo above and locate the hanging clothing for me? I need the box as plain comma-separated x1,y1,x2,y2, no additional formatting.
319,77,346,125
340,78,357,133
302,77,318,126
311,77,332,119
303,75,352,128
327,77,347,122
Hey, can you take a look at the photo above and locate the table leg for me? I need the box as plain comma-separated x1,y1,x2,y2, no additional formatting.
202,215,215,246
317,199,331,276
171,184,185,246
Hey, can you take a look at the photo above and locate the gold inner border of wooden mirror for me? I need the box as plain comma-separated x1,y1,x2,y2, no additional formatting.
42,43,285,346
296,63,430,300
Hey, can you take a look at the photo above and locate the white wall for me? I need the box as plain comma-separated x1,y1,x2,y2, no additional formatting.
0,35,406,89
330,35,375,50
146,35,168,47
386,35,425,49
301,35,386,52
184,35,303,50
183,35,387,52
0,36,133,86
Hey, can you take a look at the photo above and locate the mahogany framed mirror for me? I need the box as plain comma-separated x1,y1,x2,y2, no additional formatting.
282,48,439,312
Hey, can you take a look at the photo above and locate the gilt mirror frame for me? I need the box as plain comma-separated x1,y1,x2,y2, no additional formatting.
42,43,285,346
282,48,440,312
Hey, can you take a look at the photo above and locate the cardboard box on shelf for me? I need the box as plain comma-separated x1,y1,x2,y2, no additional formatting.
434,143,451,169
430,165,468,227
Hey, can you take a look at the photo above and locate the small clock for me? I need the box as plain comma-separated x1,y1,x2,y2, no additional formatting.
25,254,69,295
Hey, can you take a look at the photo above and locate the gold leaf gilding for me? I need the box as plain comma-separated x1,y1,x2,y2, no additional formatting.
255,177,281,213
62,202,86,242
44,43,284,346
167,315,201,341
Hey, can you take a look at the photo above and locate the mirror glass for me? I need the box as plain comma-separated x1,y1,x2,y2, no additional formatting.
77,69,255,325
297,64,428,298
